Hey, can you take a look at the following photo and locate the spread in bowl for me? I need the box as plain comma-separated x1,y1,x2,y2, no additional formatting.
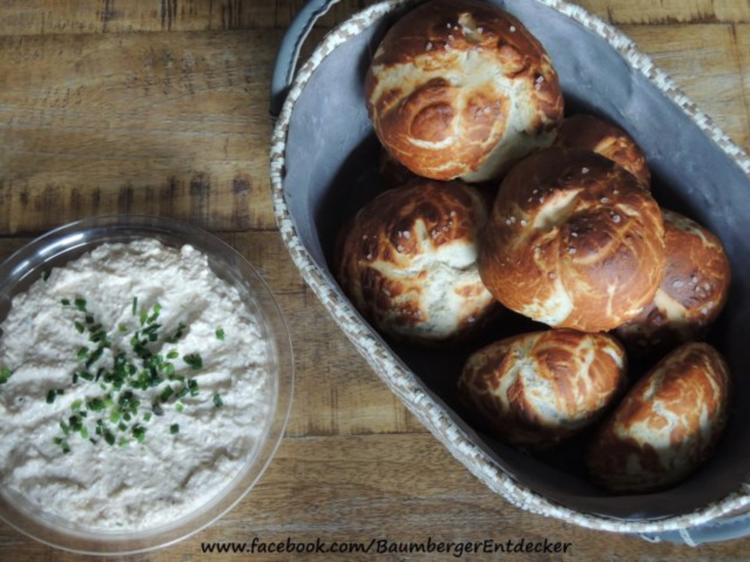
0,238,272,532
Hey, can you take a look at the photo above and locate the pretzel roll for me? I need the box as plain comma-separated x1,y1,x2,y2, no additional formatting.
478,147,665,332
554,114,651,187
616,210,731,353
365,0,563,183
588,343,730,493
335,180,497,343
458,329,626,447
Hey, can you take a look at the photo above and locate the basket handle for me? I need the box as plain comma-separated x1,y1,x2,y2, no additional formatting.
270,0,340,117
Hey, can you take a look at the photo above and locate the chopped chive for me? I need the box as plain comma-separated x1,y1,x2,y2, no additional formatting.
143,412,152,423
86,397,105,411
76,347,88,361
139,307,148,326
74,321,85,334
46,389,58,404
0,367,12,384
147,303,161,324
167,350,178,360
215,327,225,341
132,425,146,443
213,393,223,408
183,353,203,370
175,402,184,413
74,298,87,311
70,399,82,411
188,379,199,397
80,426,89,439
159,385,174,402
118,323,128,333
42,270,51,281
132,296,138,316
61,298,70,306
170,424,179,435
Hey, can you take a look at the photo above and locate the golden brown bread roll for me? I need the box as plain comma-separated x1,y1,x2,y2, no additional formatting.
365,0,564,183
554,114,651,187
458,329,627,447
616,210,731,353
587,342,730,493
478,147,666,332
335,180,497,343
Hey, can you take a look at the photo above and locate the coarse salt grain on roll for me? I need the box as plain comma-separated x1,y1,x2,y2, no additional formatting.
554,114,651,187
478,147,665,332
616,210,731,354
365,0,564,183
458,329,627,447
335,179,498,344
587,342,730,493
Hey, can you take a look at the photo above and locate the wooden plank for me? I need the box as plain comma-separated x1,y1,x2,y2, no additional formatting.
624,23,750,150
0,30,279,234
578,0,750,24
0,0,374,36
1,1,750,38
736,24,750,130
0,232,425,438
1,432,749,561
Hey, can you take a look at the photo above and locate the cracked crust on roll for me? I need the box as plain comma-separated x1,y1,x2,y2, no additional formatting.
554,114,651,187
616,210,731,354
335,179,498,344
458,329,627,448
478,147,665,332
587,342,730,494
365,0,564,183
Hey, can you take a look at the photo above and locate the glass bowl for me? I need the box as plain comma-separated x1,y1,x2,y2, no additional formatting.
0,216,294,556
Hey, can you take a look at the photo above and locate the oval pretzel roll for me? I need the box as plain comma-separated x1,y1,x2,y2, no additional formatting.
587,342,730,493
335,180,497,343
458,329,627,447
554,114,651,187
616,210,731,353
478,147,666,332
365,0,564,183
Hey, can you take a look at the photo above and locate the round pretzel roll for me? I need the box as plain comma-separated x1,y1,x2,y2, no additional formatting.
554,114,651,187
616,210,731,353
478,147,666,332
365,0,563,183
458,329,627,447
587,342,730,493
335,180,497,343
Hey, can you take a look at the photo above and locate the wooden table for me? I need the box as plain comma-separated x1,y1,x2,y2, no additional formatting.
1,1,749,560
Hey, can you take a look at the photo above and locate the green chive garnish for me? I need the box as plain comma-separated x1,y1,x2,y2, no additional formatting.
170,424,179,434
213,393,223,408
183,353,202,370
0,367,12,384
215,327,225,341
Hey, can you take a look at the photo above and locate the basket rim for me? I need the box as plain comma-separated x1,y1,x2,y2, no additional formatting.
269,0,750,534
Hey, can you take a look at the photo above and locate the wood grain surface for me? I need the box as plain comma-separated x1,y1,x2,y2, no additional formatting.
0,1,749,561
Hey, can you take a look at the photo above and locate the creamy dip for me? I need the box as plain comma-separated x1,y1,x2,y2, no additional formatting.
0,239,272,531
